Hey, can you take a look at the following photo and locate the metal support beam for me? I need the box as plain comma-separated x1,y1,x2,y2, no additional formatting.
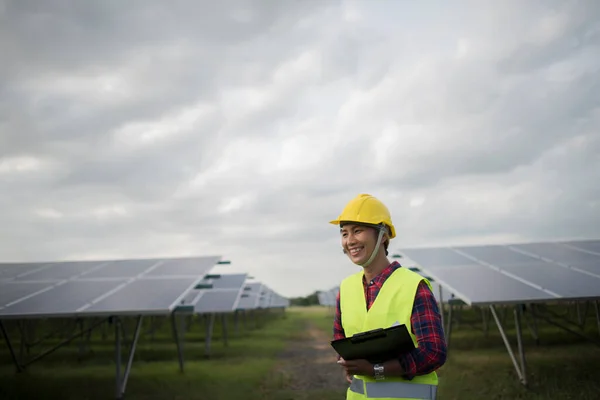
438,286,445,335
170,312,185,372
234,311,240,335
595,301,600,336
514,305,527,385
221,314,229,347
489,304,527,386
205,313,215,357
120,316,143,397
445,303,453,349
0,320,22,372
114,315,144,400
20,318,107,369
481,307,489,337
523,305,539,345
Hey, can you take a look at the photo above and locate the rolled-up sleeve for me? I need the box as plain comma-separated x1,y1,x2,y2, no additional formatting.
398,281,447,379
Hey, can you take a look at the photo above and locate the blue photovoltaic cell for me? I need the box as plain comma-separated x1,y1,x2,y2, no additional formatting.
12,261,106,282
567,263,600,275
236,293,259,310
498,262,600,298
0,282,55,307
0,255,220,318
0,280,127,317
453,245,537,265
83,259,162,278
0,263,50,280
83,277,199,315
400,247,476,267
145,256,220,277
511,242,600,267
209,274,247,290
194,290,241,313
424,264,556,305
562,240,600,254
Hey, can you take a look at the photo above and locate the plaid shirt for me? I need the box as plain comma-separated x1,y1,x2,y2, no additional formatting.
333,261,447,379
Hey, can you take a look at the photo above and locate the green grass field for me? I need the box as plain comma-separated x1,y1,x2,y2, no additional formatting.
1,305,599,399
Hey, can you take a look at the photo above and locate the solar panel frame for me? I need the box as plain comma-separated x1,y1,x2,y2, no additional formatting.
189,289,244,313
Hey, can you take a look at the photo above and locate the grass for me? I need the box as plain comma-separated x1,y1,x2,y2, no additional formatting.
0,310,299,400
1,304,599,399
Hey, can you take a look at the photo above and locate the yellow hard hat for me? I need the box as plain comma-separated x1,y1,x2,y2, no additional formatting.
329,194,396,239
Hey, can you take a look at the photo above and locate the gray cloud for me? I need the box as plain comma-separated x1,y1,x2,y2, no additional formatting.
1,0,599,297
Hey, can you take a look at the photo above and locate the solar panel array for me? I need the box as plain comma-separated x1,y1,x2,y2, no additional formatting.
0,256,221,319
317,286,339,307
178,273,248,314
233,281,289,310
398,239,600,306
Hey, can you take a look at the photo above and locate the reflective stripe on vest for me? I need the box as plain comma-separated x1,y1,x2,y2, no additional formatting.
350,377,437,400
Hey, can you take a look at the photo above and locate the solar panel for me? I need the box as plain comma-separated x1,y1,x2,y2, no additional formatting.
192,290,242,313
0,280,128,318
560,239,600,254
510,242,600,267
236,292,259,310
394,247,475,268
0,256,220,319
453,245,536,265
497,262,600,298
259,286,272,308
208,274,247,290
82,259,161,279
0,281,57,306
177,273,248,313
236,282,262,310
0,263,52,280
269,292,289,308
401,240,600,306
422,264,556,305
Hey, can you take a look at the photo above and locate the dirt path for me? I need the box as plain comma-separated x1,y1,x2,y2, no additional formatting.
269,320,348,397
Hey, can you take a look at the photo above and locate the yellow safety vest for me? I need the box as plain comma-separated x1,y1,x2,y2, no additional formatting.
339,267,439,400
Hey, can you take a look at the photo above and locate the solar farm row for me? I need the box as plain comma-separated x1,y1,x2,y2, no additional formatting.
0,256,289,319
0,255,289,399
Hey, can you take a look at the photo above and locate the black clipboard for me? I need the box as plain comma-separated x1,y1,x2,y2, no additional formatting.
330,324,415,364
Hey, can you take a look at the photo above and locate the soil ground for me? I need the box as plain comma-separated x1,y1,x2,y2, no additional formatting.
265,319,348,399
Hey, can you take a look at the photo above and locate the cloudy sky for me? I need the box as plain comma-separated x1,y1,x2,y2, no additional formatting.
1,0,599,297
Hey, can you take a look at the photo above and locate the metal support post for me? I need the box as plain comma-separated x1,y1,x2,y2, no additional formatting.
514,305,527,385
120,316,143,397
481,307,489,337
595,301,600,336
170,312,185,372
523,305,539,345
489,305,527,385
234,311,240,335
438,286,445,335
445,303,453,349
0,320,22,372
115,318,122,400
205,313,215,357
221,314,229,347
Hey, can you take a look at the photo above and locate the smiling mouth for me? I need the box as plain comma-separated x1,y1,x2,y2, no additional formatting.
348,247,364,256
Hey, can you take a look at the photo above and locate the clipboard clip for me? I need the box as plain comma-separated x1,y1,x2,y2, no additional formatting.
350,328,386,343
